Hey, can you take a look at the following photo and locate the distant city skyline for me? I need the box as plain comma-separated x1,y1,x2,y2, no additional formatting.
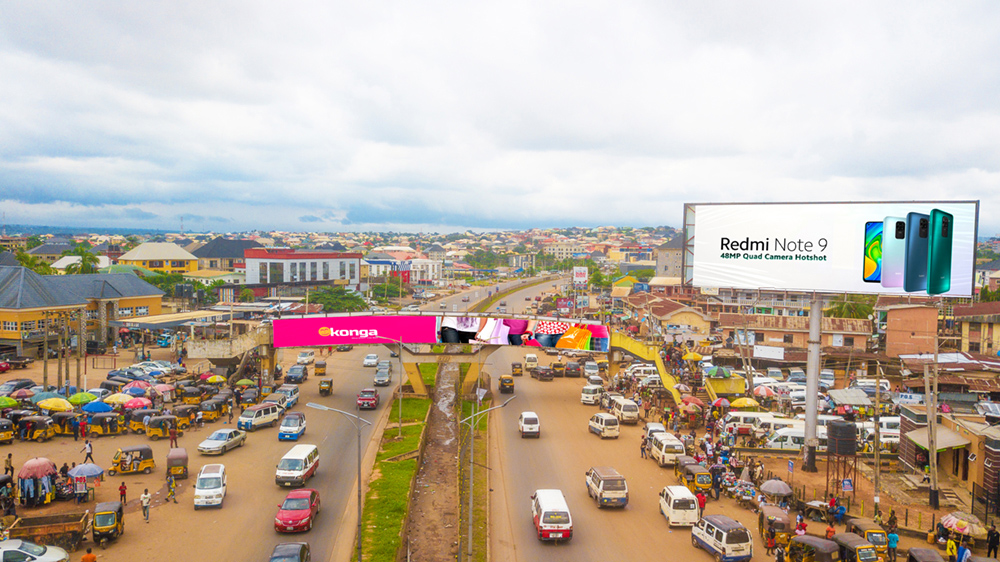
2,3,999,233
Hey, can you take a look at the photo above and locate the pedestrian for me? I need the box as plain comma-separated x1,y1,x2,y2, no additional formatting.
71,417,79,441
3,454,12,477
59,463,69,480
82,440,94,463
946,534,958,562
766,523,776,555
119,481,127,504
640,437,647,459
227,405,234,424
81,548,97,562
775,544,785,562
140,488,151,522
79,417,87,438
988,525,1000,559
826,522,836,540
168,425,178,448
696,491,706,518
957,540,971,562
165,473,177,504
887,529,899,562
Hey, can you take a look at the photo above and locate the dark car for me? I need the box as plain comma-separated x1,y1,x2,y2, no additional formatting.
336,345,353,352
565,361,582,377
0,379,35,397
531,366,554,381
268,542,311,562
286,365,309,384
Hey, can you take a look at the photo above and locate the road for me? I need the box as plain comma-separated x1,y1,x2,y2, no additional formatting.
420,276,563,314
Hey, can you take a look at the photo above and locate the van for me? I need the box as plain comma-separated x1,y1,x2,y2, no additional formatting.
611,398,639,425
194,464,227,509
275,444,320,487
588,413,620,438
584,361,599,378
628,365,657,378
766,427,828,451
584,466,628,508
766,367,784,380
853,379,890,393
237,403,280,432
530,489,572,541
272,385,299,408
793,414,844,429
524,354,538,371
753,416,803,437
580,385,602,405
649,433,687,467
262,392,290,414
692,514,753,562
658,485,698,526
723,411,783,435
788,367,806,383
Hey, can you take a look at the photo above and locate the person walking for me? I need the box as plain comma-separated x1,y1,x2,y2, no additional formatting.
71,418,79,441
696,491,706,518
3,454,12,477
946,534,958,562
227,404,234,424
168,425,178,448
640,437,648,459
119,482,127,504
140,488,151,522
887,529,899,562
165,473,177,504
766,523,776,555
826,522,837,540
79,417,87,439
775,544,785,562
81,548,97,562
81,440,94,464
988,525,1000,558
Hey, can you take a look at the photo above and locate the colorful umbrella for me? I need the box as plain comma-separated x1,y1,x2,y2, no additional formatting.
18,457,57,479
103,393,132,405
682,352,703,361
680,403,702,413
68,463,104,479
37,398,74,412
234,379,255,387
754,385,777,398
68,392,98,405
30,391,62,404
705,366,732,379
0,396,17,408
10,388,35,400
124,397,152,409
712,398,730,408
123,380,152,390
154,384,175,393
730,397,760,409
941,512,987,538
683,395,705,407
123,387,147,397
82,401,113,413
673,383,691,393
207,375,226,384
199,373,214,380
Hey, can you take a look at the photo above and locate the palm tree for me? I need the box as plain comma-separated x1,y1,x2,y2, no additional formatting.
824,294,876,319
62,246,100,275
14,250,55,275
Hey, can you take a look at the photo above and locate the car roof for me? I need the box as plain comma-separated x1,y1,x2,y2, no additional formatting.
199,464,225,476
365,354,378,358
285,488,318,499
272,542,308,556
521,411,538,417
702,514,746,531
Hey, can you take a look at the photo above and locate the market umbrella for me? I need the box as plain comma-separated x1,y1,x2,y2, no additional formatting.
705,366,732,379
730,397,760,409
941,512,988,539
37,398,73,412
30,391,61,404
680,403,702,413
18,457,57,479
207,375,226,384
754,385,777,398
123,387,147,397
0,396,18,408
68,392,97,406
118,328,130,334
760,479,794,497
199,373,214,380
683,395,706,407
82,401,113,413
123,380,152,390
154,384,175,393
10,389,34,400
682,351,703,361
234,379,255,387
67,463,104,480
712,398,730,408
103,393,132,405
124,397,152,409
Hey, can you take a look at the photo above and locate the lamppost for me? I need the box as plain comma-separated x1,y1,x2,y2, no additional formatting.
459,395,515,561
305,403,372,562
371,336,405,438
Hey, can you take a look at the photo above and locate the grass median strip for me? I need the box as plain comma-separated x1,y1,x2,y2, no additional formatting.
357,398,431,561
460,399,490,562
417,363,438,386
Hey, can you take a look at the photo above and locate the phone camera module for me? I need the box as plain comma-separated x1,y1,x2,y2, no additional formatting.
919,218,929,237
895,222,905,239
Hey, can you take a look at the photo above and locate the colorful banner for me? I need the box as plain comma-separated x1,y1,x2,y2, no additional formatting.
273,316,438,348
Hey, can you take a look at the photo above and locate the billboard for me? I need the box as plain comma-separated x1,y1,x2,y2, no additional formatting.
273,314,610,351
688,201,978,296
573,266,588,289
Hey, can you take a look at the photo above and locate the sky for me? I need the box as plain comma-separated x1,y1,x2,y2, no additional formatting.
2,2,1000,234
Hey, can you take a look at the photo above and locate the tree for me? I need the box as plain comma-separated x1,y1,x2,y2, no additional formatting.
630,268,655,281
310,287,367,312
239,288,256,302
14,250,55,275
25,235,43,250
61,245,100,275
825,294,876,319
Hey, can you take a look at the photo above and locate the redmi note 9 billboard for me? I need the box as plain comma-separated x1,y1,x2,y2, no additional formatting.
273,314,610,352
688,201,978,297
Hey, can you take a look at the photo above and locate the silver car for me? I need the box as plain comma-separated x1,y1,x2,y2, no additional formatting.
0,540,69,562
374,369,392,386
197,428,247,455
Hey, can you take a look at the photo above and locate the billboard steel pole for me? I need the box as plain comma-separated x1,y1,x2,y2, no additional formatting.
803,292,822,472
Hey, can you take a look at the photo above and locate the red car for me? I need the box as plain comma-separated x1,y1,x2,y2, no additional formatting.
357,388,380,410
0,362,9,374
274,488,321,532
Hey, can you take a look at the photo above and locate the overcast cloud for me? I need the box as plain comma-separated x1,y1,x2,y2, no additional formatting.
1,2,999,233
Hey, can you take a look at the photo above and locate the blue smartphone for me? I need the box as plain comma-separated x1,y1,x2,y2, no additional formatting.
903,212,930,292
863,222,882,283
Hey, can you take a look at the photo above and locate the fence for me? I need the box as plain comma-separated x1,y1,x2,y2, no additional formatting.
972,481,1000,527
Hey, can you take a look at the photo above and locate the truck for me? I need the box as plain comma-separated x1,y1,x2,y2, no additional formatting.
6,512,91,552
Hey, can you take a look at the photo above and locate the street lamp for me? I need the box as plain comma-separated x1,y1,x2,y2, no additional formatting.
305,403,372,562
459,394,515,561
370,336,405,438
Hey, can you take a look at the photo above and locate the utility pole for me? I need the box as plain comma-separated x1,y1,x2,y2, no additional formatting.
874,362,884,512
803,292,822,472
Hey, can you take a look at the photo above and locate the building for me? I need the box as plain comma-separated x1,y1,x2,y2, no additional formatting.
244,248,363,287
508,253,536,271
0,237,27,252
50,255,113,274
191,237,262,271
0,266,165,356
27,241,74,264
899,405,1000,496
882,304,939,357
716,313,871,350
542,241,584,260
655,236,683,277
954,301,1000,355
183,269,246,286
0,252,18,267
118,243,199,274
424,244,447,262
621,293,715,342
408,259,442,285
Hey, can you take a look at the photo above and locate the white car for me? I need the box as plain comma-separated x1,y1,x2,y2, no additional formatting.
198,429,247,455
0,540,69,562
296,351,315,365
86,388,111,400
518,411,540,438
363,354,379,367
194,464,227,509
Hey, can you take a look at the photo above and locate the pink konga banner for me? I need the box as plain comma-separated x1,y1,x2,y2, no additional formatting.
273,316,439,348
272,315,611,352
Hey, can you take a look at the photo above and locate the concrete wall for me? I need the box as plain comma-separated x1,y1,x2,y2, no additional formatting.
885,306,938,358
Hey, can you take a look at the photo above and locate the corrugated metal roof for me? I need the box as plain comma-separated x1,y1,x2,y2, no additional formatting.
46,273,165,300
118,243,197,261
0,266,88,309
827,388,872,406
717,313,871,334
191,237,261,259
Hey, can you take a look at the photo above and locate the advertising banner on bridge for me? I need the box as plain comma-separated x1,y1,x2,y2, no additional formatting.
273,315,610,351
688,201,978,296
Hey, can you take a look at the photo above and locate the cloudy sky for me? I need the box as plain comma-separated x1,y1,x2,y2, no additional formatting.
2,2,999,234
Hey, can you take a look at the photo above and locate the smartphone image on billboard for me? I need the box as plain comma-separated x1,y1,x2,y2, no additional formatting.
903,212,930,292
881,216,906,288
863,222,882,283
927,209,953,295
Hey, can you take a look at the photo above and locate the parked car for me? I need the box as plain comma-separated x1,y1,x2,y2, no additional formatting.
197,428,247,455
0,539,70,562
268,543,311,562
296,351,315,365
0,361,11,374
357,389,380,409
336,345,353,352
275,489,322,533
0,379,35,397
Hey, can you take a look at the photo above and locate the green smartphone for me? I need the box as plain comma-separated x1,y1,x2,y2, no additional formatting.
927,209,953,295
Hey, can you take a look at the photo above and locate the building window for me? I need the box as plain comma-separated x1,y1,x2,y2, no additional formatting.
349,263,356,279
269,262,283,284
136,306,149,316
340,262,346,278
119,307,133,317
310,262,318,281
2,321,16,331
209,260,218,268
289,262,298,281
323,262,330,280
21,320,36,330
783,334,794,344
970,341,981,353
171,261,186,268
149,261,164,268
844,337,855,347
86,310,99,319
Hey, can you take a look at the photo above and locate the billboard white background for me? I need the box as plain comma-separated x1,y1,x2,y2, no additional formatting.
573,266,588,288
691,201,977,296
